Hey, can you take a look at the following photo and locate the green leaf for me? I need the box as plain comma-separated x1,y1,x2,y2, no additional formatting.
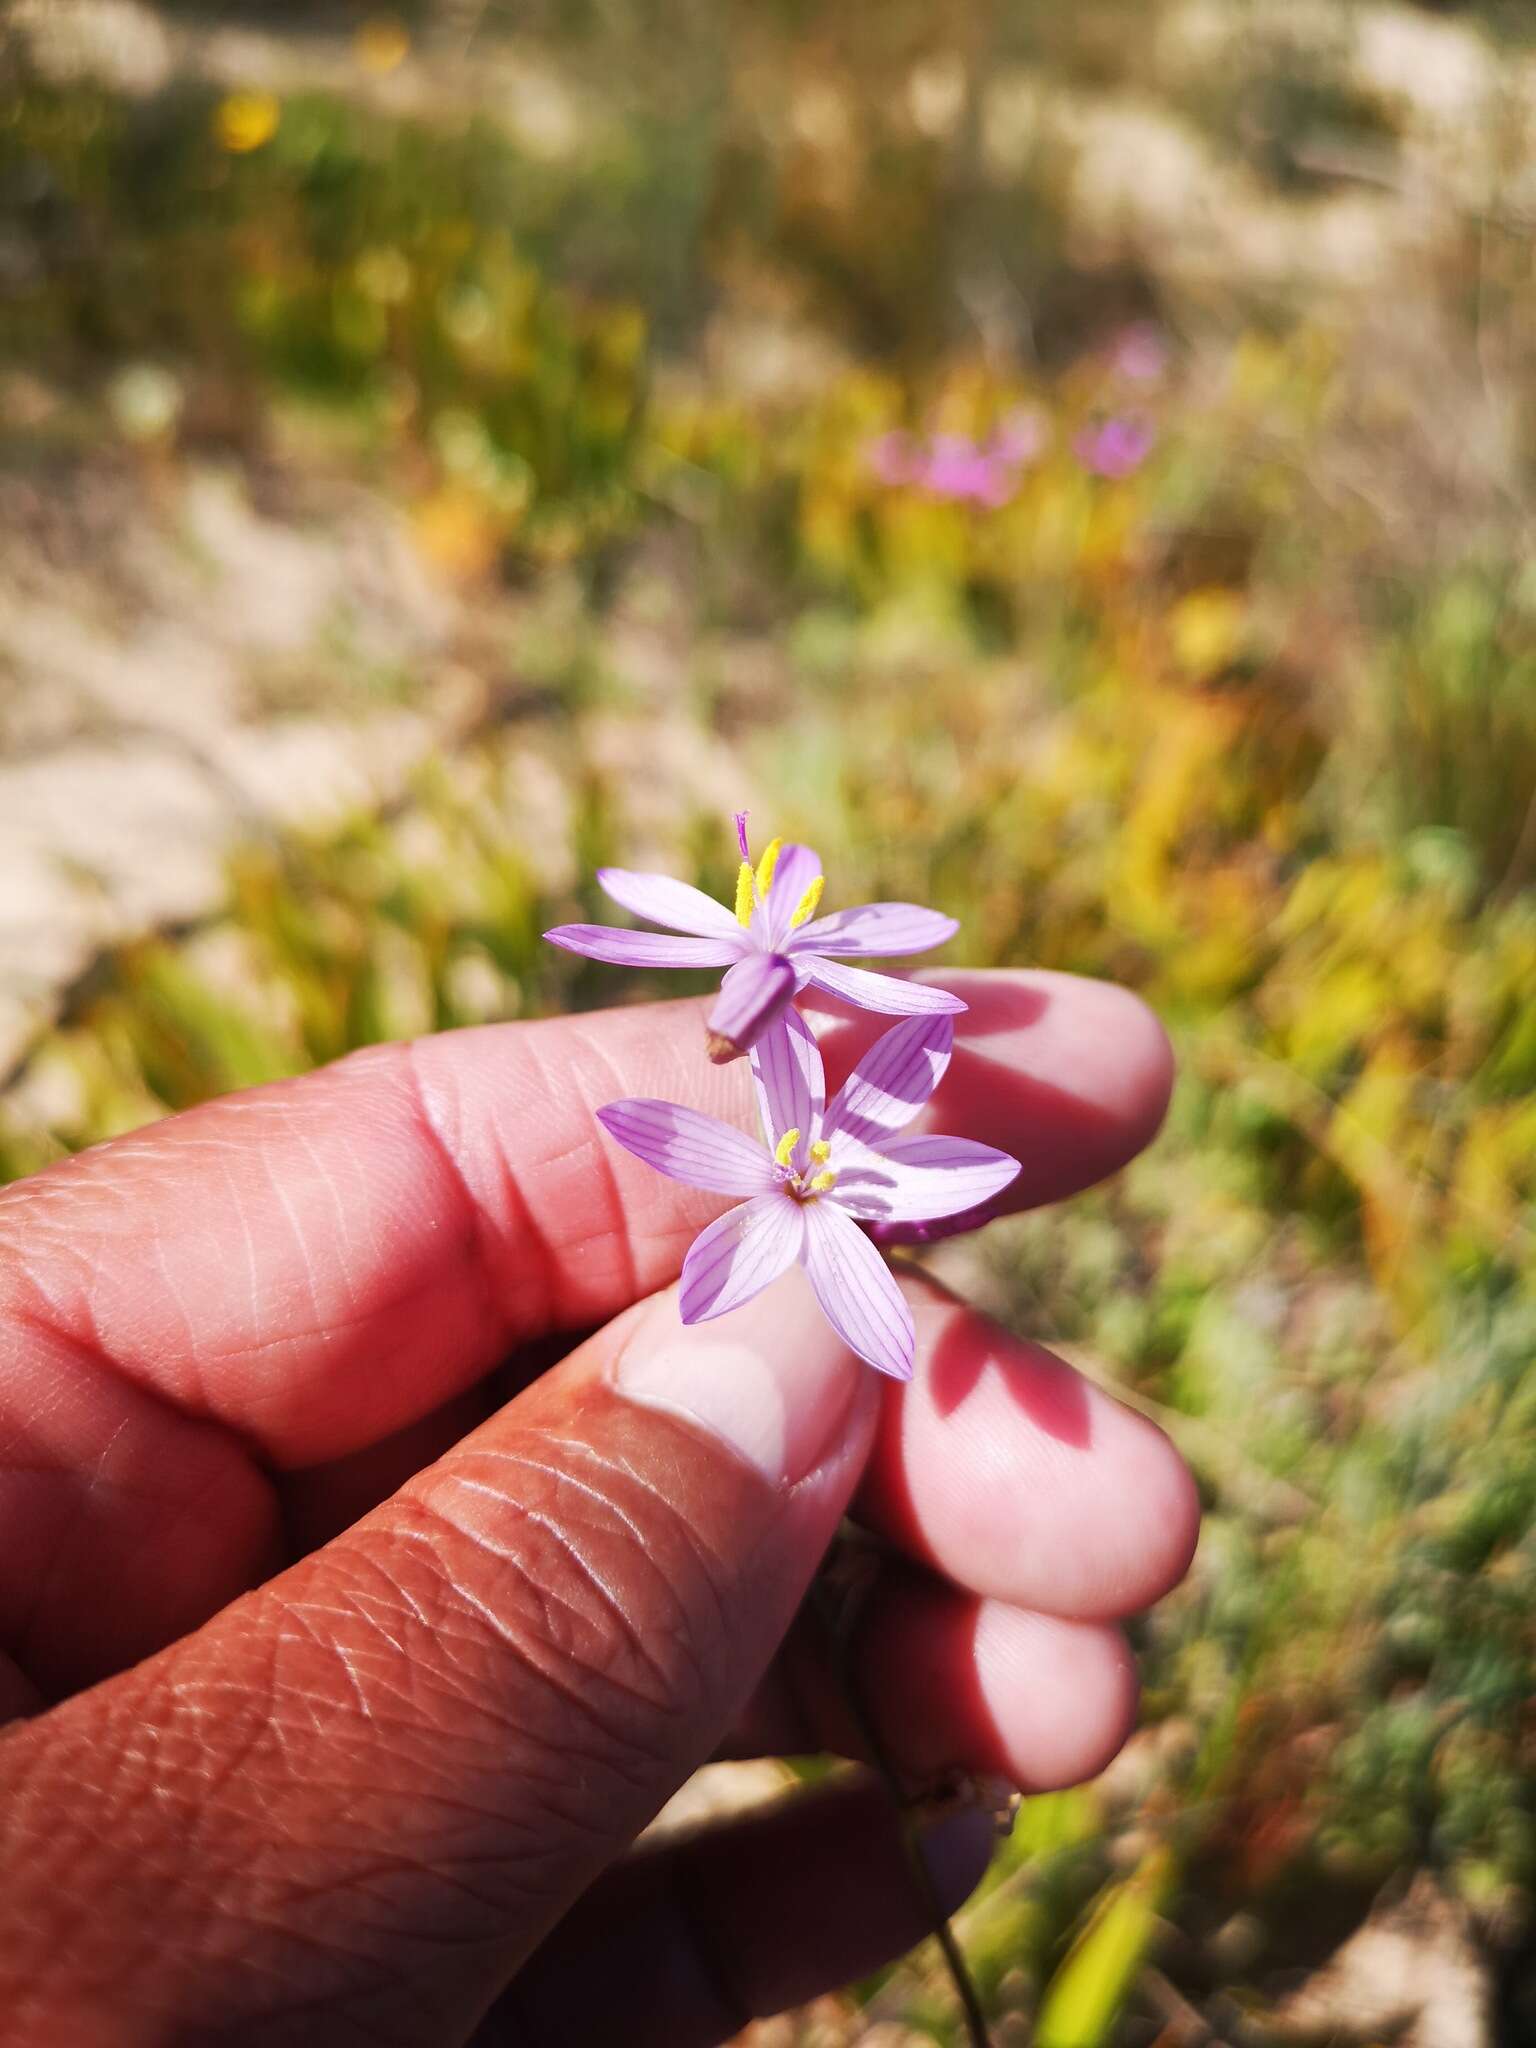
1035,1846,1174,2048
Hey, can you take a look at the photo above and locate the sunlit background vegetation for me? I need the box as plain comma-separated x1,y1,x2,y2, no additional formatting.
3,1,1535,2041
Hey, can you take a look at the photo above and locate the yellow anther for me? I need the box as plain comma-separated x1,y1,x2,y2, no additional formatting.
755,837,783,897
808,1169,838,1194
774,1127,801,1168
789,875,825,929
809,1139,831,1164
734,861,755,927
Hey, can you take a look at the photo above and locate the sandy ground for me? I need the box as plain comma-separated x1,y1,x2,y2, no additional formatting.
0,449,483,1075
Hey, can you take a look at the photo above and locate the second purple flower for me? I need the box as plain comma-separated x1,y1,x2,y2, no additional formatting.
595,1008,1020,1377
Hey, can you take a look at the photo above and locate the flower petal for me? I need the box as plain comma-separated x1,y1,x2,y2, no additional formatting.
800,1200,915,1379
831,1132,1021,1223
761,842,824,948
680,1195,805,1322
822,1013,953,1147
749,1007,825,1161
803,957,967,1015
596,1100,776,1197
543,925,741,969
792,903,959,958
706,952,798,1063
596,868,745,943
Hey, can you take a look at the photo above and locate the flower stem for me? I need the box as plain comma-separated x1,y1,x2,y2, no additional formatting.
810,1571,993,2048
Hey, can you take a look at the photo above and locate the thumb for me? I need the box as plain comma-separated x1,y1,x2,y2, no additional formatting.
0,1274,875,2047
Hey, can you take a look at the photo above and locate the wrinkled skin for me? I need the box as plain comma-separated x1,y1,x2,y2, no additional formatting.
0,972,1198,2045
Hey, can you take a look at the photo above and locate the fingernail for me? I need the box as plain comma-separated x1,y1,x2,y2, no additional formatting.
615,1269,860,1487
916,1806,997,1917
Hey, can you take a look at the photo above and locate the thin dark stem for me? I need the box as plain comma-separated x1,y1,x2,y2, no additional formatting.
810,1576,992,2048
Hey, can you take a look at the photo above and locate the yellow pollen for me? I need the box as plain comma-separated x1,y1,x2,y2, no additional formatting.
809,1139,831,1164
774,1127,801,1168
789,875,825,929
808,1169,838,1194
734,861,755,927
755,837,783,897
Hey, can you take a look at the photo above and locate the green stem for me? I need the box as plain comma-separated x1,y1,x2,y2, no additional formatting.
810,1574,992,2048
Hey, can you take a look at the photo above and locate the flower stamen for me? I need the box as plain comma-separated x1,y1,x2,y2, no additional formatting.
755,837,784,898
789,876,825,929
734,861,756,927
774,1127,801,1168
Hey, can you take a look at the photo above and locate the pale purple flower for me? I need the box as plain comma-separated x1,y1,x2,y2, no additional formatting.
705,950,800,1061
867,417,1046,509
1074,416,1155,479
596,1009,1020,1377
921,433,1014,508
545,814,965,1061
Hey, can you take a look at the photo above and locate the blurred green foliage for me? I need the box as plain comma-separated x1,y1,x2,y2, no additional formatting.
3,5,1536,2041
2,78,647,554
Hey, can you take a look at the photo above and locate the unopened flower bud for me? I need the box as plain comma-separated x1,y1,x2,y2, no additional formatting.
704,951,797,1062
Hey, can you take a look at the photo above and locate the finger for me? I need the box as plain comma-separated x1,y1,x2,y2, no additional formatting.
278,1336,580,1558
0,1274,883,2042
729,1564,1140,1796
278,1382,499,1557
0,970,1168,1471
0,973,1172,1691
855,1278,1201,1621
0,1321,283,1696
485,1775,995,2048
285,1265,1199,1644
0,1655,41,1725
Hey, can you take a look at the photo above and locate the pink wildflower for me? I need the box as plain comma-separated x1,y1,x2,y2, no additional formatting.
921,433,1014,508
1074,416,1155,479
866,411,1047,509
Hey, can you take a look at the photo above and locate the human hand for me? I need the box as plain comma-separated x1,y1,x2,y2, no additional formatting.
0,971,1197,2045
